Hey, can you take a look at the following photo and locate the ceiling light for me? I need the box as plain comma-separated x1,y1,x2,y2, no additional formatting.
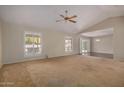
95,39,100,42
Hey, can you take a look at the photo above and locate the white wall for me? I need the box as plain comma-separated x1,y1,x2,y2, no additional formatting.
2,22,80,64
91,35,113,54
0,21,2,68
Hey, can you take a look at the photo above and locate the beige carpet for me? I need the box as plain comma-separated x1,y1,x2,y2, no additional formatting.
0,55,124,87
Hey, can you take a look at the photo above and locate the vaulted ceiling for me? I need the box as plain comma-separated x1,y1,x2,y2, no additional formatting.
0,5,124,33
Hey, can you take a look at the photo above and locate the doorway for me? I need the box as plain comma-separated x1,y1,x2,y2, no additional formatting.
80,38,90,55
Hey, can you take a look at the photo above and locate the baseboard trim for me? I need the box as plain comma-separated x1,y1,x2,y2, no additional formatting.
48,53,79,59
4,57,46,65
4,53,79,65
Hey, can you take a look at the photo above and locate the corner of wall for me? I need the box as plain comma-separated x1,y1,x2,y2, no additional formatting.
0,20,2,67
0,63,3,69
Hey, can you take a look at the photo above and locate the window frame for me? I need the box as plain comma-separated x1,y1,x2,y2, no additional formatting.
24,31,42,57
64,36,73,52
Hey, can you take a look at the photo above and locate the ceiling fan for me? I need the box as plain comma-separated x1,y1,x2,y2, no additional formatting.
56,10,77,23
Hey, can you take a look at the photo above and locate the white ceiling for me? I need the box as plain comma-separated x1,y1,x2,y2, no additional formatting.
0,5,124,33
81,28,113,37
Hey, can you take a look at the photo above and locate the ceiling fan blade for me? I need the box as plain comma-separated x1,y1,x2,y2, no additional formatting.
56,19,65,22
68,15,77,19
60,15,65,18
68,20,76,23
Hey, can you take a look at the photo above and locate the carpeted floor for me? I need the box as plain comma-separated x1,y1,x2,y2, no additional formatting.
0,55,124,87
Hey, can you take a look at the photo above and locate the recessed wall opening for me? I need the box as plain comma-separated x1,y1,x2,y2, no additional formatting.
80,28,114,59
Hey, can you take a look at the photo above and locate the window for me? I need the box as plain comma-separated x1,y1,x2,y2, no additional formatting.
24,32,41,57
65,37,73,52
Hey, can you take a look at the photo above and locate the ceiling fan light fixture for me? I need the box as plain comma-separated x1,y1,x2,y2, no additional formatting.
56,10,77,23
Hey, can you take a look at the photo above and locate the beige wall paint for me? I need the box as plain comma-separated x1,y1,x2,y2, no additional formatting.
82,16,124,61
0,22,2,67
113,17,124,61
2,22,80,64
91,35,113,54
2,16,124,63
82,18,114,33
